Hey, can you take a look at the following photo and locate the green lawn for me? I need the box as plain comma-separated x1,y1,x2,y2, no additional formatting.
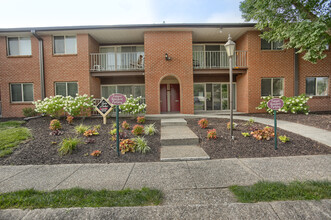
230,180,331,203
0,121,32,157
0,187,163,209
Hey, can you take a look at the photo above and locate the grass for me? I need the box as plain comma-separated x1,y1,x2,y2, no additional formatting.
229,180,331,203
0,187,163,209
58,137,82,156
0,121,32,157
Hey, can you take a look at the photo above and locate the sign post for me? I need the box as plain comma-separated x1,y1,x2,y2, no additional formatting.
267,98,284,150
109,93,127,156
95,98,113,125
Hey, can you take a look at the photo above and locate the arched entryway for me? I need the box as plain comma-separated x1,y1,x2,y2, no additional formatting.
160,76,180,113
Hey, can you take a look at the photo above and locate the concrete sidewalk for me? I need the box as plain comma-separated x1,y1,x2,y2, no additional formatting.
1,155,330,219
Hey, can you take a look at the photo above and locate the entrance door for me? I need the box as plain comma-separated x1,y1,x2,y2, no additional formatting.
160,84,167,113
170,84,180,112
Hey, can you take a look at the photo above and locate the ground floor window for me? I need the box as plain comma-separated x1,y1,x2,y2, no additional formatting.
10,83,34,102
55,82,78,97
194,83,236,111
306,77,328,96
261,78,284,97
101,85,145,102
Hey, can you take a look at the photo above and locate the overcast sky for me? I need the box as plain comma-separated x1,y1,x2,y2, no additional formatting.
0,0,248,28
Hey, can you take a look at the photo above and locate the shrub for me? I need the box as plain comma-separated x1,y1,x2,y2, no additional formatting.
132,125,144,136
63,94,94,117
198,118,209,129
251,126,275,141
144,123,158,136
119,139,136,154
227,122,238,130
91,150,101,157
66,115,74,124
256,94,311,114
122,121,130,130
241,132,250,137
49,119,61,130
137,116,145,124
58,137,82,156
33,95,66,118
133,137,151,154
207,129,217,140
83,129,99,137
49,129,64,136
279,135,290,143
22,107,37,117
75,124,90,135
119,95,147,115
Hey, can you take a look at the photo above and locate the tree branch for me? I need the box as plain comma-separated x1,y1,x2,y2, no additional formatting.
291,0,318,21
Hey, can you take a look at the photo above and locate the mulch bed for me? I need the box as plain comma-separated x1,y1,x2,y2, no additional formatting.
240,112,331,131
186,118,331,159
0,117,160,165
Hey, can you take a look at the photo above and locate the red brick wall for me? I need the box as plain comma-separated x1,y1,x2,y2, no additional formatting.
144,31,194,114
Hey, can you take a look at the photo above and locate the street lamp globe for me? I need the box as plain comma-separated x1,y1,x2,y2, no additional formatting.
224,34,235,57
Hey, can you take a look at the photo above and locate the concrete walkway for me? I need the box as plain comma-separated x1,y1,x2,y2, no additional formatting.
1,155,330,219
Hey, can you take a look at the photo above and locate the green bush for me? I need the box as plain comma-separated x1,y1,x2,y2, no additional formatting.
49,119,61,130
58,137,82,156
132,125,144,136
64,94,94,117
22,107,37,117
33,95,66,118
133,137,151,154
257,94,310,114
144,123,158,136
119,95,146,115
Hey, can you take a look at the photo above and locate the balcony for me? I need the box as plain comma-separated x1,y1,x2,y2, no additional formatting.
193,50,247,69
90,52,144,71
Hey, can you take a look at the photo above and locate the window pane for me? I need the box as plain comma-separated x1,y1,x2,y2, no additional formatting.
261,39,271,50
273,78,283,96
11,84,22,102
23,84,33,101
213,84,221,110
134,85,145,98
54,36,65,54
19,37,31,55
55,83,66,96
65,36,77,54
273,41,283,50
67,82,78,97
117,86,133,97
306,78,316,95
194,84,205,110
261,79,272,96
101,86,116,98
316,77,328,96
8,37,19,56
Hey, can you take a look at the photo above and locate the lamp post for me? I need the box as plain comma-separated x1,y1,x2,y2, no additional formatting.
224,34,236,140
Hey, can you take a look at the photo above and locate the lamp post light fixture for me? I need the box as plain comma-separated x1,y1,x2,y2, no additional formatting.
224,34,236,140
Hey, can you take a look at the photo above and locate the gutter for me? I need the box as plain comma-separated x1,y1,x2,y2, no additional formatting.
31,30,45,100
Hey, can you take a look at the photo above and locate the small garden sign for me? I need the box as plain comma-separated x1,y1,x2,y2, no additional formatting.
95,98,113,125
109,94,127,156
267,98,284,150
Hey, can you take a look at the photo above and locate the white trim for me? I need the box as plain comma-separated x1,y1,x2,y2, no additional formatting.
10,83,34,103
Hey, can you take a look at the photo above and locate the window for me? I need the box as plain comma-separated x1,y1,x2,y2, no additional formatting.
101,85,145,102
10,83,34,102
53,36,77,54
7,37,31,56
261,78,284,96
261,39,283,50
55,82,78,97
306,77,328,96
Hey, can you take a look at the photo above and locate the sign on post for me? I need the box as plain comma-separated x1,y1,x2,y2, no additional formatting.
109,94,127,156
95,98,113,124
267,98,284,150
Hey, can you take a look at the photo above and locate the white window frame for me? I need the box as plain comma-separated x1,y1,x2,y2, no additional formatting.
100,84,145,102
261,39,283,50
55,82,78,97
7,37,32,56
53,35,77,55
261,78,284,97
10,83,34,103
306,77,329,96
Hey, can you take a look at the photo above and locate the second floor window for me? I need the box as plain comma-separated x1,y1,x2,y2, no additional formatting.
54,36,77,54
306,77,328,96
261,78,284,96
261,39,283,50
7,37,31,56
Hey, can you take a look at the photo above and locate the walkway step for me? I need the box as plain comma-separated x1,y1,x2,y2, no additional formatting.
161,126,199,146
160,145,210,161
161,118,187,127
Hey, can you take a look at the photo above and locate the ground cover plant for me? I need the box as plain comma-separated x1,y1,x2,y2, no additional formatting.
0,121,32,157
0,187,163,209
230,180,331,203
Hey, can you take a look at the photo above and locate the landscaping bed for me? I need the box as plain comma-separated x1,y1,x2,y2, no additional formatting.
186,118,331,159
0,117,160,165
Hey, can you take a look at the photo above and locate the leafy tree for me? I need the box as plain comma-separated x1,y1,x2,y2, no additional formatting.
240,0,331,63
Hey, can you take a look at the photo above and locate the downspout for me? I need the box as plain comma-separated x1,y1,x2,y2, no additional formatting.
294,49,299,96
31,30,45,100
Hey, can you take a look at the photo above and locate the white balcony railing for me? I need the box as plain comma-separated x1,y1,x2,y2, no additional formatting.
193,50,247,69
90,52,144,71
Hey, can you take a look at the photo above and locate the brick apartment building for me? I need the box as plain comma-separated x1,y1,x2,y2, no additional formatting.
0,23,330,117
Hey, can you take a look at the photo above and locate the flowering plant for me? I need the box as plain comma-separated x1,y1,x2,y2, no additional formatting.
49,119,61,130
33,95,66,118
198,118,208,129
83,129,99,137
91,150,101,157
207,129,217,140
122,121,130,130
132,125,144,136
119,95,146,116
120,139,136,154
66,115,74,124
251,126,274,140
64,94,94,117
137,116,146,124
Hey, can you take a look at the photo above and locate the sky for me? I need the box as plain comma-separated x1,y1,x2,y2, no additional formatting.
0,0,248,28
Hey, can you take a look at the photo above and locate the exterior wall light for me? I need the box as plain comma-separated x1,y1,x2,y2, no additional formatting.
165,53,171,61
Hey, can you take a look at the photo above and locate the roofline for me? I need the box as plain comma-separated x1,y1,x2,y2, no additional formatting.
0,23,256,33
